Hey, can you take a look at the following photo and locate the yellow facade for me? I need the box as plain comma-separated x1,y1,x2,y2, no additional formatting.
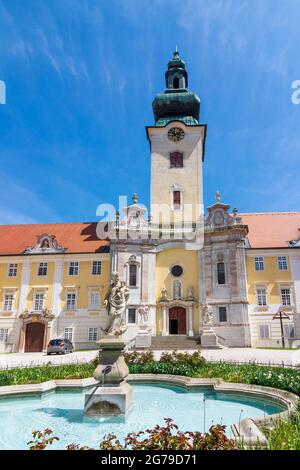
155,248,199,334
156,248,199,300
246,254,292,305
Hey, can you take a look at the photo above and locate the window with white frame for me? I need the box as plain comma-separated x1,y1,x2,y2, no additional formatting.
64,328,73,342
37,262,48,276
218,306,227,322
3,292,14,311
7,263,18,277
66,291,76,311
278,256,288,271
92,261,102,275
0,329,9,342
280,287,292,306
259,324,270,339
88,327,98,342
256,287,267,307
34,291,45,311
127,308,137,324
69,261,79,276
89,291,100,309
254,256,264,271
284,324,295,339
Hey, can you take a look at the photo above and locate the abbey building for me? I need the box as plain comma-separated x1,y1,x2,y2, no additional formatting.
0,51,300,352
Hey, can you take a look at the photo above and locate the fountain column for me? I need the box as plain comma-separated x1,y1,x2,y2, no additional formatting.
84,272,133,416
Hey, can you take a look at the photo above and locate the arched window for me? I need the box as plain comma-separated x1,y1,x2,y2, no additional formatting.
173,77,179,89
217,262,226,285
173,280,182,300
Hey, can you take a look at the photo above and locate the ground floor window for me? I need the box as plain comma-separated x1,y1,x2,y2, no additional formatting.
88,327,98,342
218,306,227,322
284,324,295,338
259,324,270,339
64,328,73,342
128,308,137,324
0,328,8,342
89,291,100,309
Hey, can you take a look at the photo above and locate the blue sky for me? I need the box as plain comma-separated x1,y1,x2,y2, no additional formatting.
0,0,299,224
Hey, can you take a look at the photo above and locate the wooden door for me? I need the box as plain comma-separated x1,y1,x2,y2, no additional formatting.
24,322,45,352
169,307,186,335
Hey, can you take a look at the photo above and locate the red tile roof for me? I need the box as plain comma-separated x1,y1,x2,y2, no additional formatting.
240,212,300,248
0,222,110,255
0,212,299,254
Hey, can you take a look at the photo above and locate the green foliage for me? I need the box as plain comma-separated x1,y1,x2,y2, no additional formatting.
128,360,300,397
0,363,95,386
123,350,155,365
264,403,300,450
159,350,206,367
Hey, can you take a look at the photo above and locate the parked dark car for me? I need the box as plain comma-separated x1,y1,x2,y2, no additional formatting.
47,338,73,355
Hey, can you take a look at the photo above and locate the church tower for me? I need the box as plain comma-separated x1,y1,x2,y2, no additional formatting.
146,51,207,231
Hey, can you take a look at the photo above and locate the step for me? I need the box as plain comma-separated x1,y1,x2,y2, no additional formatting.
149,336,201,350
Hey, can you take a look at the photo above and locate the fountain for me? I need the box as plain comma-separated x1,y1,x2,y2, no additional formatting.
84,272,133,416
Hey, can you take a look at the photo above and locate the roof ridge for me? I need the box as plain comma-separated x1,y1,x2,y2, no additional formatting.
240,212,300,216
0,221,99,228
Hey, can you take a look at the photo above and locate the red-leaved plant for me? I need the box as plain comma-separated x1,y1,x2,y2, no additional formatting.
28,419,239,451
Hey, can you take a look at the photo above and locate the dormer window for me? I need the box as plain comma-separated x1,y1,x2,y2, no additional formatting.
170,152,183,168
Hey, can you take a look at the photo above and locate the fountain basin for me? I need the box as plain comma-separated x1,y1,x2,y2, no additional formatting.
0,374,297,449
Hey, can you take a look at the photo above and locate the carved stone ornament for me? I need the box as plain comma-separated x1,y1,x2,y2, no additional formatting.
24,234,65,254
119,193,148,232
102,272,130,336
160,287,169,302
205,193,243,229
137,304,149,326
201,303,213,326
19,308,55,321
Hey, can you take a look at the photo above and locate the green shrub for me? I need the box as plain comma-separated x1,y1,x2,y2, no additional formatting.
159,350,206,367
0,363,95,386
124,350,155,365
263,402,300,450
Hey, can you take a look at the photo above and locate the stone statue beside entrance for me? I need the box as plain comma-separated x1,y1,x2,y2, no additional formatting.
200,302,219,349
103,272,130,336
202,303,213,326
135,304,151,349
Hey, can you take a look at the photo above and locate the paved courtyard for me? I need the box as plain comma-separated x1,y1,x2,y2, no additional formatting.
0,347,300,369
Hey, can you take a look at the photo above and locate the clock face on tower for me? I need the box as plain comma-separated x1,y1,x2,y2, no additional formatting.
167,127,185,142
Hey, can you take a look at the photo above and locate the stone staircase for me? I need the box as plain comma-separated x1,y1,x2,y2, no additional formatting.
149,335,201,350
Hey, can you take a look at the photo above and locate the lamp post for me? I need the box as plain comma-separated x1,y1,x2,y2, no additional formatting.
273,309,290,349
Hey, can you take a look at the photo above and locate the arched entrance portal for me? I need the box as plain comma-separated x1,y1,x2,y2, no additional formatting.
169,307,186,335
24,322,45,352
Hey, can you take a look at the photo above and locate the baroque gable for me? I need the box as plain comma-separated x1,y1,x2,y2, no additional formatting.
23,233,65,254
